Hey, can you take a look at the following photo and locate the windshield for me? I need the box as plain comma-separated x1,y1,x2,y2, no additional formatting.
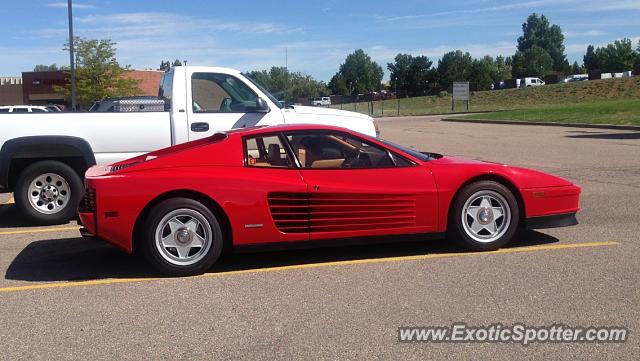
244,75,283,109
379,139,440,162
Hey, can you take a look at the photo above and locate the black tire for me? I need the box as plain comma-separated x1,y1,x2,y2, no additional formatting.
449,181,519,251
141,198,223,276
14,160,83,225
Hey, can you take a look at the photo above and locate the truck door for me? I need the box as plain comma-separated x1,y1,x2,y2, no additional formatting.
186,71,282,140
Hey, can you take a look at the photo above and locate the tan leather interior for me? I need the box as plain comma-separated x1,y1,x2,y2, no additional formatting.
297,147,307,167
311,159,345,168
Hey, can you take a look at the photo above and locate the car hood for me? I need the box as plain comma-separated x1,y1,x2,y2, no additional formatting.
430,155,574,188
287,105,373,120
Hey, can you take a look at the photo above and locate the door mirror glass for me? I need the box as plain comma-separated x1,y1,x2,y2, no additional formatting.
255,98,270,113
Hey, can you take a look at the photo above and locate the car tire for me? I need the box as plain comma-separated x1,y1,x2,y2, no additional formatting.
15,160,83,225
141,198,223,276
449,181,519,251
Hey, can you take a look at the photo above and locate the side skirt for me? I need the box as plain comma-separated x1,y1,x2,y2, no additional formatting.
232,232,446,254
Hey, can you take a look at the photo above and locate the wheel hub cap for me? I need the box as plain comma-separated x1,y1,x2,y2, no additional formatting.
41,186,59,202
478,207,493,224
175,228,193,245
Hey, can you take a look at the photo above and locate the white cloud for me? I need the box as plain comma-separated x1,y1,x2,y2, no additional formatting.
46,2,95,9
564,29,607,38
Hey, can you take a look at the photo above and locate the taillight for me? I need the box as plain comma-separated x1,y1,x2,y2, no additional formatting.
79,188,96,213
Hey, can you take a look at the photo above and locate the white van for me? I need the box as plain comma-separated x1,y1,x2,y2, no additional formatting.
311,97,331,106
522,77,545,87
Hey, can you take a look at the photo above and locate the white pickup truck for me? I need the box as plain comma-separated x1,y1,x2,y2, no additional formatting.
0,66,378,224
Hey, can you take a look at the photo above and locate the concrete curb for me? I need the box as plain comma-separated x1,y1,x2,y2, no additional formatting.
441,117,640,131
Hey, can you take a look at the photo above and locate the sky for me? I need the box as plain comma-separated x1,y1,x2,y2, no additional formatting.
1,0,639,81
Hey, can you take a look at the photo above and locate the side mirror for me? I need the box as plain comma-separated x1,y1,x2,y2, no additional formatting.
255,98,270,113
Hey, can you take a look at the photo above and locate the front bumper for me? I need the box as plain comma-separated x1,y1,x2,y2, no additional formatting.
526,212,578,229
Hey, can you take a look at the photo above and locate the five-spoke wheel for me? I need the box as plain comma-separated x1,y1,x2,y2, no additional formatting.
142,198,223,276
450,181,519,251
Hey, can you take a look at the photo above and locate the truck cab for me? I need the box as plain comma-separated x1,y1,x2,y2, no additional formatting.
0,66,377,224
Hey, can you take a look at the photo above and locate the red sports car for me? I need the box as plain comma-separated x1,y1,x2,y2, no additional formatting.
79,124,580,276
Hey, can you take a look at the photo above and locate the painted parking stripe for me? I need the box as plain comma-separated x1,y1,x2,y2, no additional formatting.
0,226,81,236
4,197,14,205
0,241,619,294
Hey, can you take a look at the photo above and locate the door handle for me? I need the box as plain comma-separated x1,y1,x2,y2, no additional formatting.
191,122,209,132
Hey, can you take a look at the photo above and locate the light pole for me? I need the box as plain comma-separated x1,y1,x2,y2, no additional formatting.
67,0,77,110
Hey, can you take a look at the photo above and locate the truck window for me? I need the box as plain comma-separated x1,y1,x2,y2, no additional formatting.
191,73,260,113
159,69,174,111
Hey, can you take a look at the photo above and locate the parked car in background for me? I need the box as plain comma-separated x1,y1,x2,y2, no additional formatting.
521,77,545,87
0,66,377,224
0,105,50,113
79,124,581,276
45,105,63,112
311,97,331,106
563,74,589,83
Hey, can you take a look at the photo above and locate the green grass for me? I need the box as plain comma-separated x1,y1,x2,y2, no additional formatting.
329,77,640,124
460,99,640,125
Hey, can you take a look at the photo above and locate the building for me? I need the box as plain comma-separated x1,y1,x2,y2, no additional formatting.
0,76,24,106
19,70,164,107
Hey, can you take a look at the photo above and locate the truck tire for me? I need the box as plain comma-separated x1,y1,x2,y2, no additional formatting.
14,160,83,224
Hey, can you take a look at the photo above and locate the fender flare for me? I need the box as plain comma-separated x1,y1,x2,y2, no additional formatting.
0,136,96,189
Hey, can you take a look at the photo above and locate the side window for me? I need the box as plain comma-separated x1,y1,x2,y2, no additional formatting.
31,108,46,112
13,108,28,113
191,73,259,113
0,108,9,113
286,132,408,169
159,69,173,111
245,135,293,168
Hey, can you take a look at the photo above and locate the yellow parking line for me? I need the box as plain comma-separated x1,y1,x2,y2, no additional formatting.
0,226,81,236
5,197,14,205
0,241,618,294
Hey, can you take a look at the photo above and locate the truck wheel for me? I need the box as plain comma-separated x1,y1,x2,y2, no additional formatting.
449,181,519,251
141,198,223,276
15,161,83,225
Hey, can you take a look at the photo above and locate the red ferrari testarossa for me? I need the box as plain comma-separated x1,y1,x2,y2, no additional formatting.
79,124,580,275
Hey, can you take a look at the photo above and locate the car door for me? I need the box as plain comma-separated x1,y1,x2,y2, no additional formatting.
186,71,282,141
283,131,439,241
235,132,309,245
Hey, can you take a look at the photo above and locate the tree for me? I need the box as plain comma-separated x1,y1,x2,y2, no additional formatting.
517,13,569,73
436,50,473,90
495,55,512,80
469,56,499,90
159,59,184,70
159,60,171,71
246,66,328,101
387,54,435,96
54,37,142,109
571,61,586,75
330,49,384,96
583,45,600,71
328,73,349,96
595,38,636,72
33,64,60,72
511,46,554,78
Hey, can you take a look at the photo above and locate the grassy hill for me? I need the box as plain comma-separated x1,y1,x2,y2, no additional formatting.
331,76,640,124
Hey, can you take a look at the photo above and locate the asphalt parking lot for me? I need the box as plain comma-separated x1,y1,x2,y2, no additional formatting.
1,116,638,359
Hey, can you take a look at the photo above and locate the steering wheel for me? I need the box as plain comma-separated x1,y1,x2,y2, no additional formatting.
342,150,363,168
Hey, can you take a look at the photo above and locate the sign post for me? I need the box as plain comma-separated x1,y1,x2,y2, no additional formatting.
452,81,470,112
